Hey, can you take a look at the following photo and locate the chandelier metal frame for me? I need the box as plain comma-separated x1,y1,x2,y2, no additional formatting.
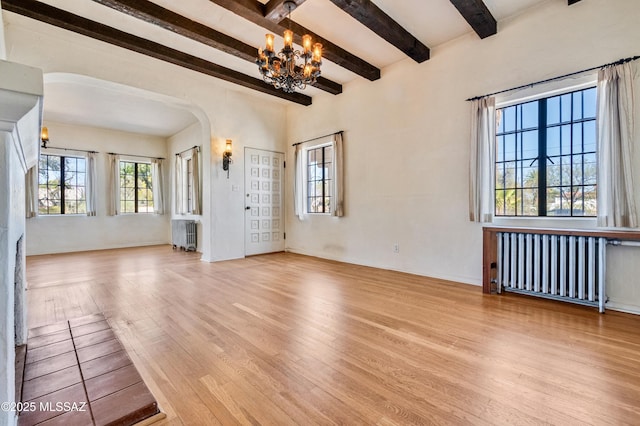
256,1,322,93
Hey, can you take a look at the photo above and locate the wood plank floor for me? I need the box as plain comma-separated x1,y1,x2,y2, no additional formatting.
26,245,640,425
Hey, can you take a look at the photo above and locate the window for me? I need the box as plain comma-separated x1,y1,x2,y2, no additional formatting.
495,87,597,217
119,161,154,213
306,144,333,214
38,154,86,215
294,133,343,219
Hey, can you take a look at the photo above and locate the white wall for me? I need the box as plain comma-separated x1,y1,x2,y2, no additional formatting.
4,12,288,262
0,59,42,426
26,121,171,255
206,91,287,261
285,0,640,312
0,134,22,426
0,1,6,60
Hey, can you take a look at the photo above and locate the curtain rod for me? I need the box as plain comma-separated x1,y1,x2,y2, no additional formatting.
292,130,343,147
466,55,640,102
175,145,200,156
108,152,165,160
42,146,98,154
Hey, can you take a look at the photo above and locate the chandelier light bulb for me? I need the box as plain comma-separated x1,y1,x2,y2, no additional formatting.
312,43,323,63
265,34,275,53
283,30,293,50
302,34,312,54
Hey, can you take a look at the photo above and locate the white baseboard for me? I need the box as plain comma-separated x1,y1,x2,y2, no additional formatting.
26,240,172,256
606,301,640,316
284,247,481,287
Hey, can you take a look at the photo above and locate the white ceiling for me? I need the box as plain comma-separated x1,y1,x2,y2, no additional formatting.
43,77,198,137
37,0,550,135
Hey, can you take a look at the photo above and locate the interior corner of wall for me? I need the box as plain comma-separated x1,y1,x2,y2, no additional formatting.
0,3,6,61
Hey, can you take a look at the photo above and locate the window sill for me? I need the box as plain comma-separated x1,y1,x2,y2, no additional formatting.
493,216,597,231
35,214,88,217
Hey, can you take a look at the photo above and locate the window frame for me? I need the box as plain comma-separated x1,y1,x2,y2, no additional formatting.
494,82,597,219
38,153,87,216
304,142,334,215
119,160,154,214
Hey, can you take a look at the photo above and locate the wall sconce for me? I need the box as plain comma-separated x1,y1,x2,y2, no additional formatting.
222,139,232,178
41,127,49,148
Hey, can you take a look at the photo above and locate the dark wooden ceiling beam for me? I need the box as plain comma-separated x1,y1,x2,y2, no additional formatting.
449,0,497,39
328,0,430,63
3,0,312,105
91,0,341,95
208,0,380,81
264,0,307,22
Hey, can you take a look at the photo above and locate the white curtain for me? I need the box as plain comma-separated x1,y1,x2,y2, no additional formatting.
151,158,165,215
107,153,120,216
86,152,97,216
331,132,345,217
25,166,38,218
293,144,304,220
174,154,184,215
191,147,202,215
469,96,496,223
597,62,637,228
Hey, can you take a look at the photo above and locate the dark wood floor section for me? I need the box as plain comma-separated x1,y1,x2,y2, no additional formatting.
26,245,640,425
18,313,159,426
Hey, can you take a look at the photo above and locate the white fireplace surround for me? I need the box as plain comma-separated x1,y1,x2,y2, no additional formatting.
0,59,43,426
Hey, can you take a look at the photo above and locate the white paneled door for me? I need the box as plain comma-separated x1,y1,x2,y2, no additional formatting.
245,148,285,256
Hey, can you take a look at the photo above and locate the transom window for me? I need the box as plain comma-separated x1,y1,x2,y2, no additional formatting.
38,154,86,215
306,145,333,214
119,161,154,213
495,86,597,217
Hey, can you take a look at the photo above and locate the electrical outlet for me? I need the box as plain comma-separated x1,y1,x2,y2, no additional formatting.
393,243,399,253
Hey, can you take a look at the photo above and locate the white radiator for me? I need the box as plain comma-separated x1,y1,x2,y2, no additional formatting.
172,220,197,251
496,232,607,312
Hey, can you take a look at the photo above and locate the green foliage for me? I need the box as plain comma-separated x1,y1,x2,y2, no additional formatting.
496,158,596,216
38,154,86,215
119,161,154,213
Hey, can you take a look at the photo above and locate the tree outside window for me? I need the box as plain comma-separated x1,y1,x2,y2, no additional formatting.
38,154,86,215
120,161,154,213
495,87,597,217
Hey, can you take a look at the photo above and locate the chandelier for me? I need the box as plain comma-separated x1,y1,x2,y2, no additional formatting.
256,1,322,93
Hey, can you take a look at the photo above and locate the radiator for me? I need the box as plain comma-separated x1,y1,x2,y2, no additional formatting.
172,220,197,251
496,232,607,312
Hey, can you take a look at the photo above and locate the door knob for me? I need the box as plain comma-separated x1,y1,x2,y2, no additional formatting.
245,206,251,210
